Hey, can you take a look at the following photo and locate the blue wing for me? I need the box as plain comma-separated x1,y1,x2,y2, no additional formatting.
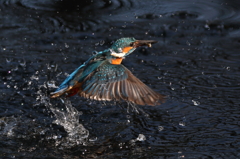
51,58,165,105
50,53,105,98
80,61,165,106
50,64,85,98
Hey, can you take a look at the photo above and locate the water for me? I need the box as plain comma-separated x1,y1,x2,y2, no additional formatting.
50,100,89,147
36,84,89,147
1,0,240,158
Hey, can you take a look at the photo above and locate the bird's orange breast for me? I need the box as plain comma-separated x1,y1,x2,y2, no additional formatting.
111,58,123,65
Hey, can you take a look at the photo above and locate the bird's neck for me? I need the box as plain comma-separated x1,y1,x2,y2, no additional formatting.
93,49,124,65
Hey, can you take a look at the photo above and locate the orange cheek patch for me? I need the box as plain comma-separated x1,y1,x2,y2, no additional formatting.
111,58,123,65
122,46,133,53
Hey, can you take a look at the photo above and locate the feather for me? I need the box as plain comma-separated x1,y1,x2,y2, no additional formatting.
79,61,165,106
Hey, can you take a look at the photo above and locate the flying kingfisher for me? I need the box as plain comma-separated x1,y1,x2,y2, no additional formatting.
50,37,165,106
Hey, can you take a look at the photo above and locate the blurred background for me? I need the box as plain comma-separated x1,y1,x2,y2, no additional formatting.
0,0,240,158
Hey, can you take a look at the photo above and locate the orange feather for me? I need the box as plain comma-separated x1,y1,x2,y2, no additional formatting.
122,46,133,53
111,58,123,65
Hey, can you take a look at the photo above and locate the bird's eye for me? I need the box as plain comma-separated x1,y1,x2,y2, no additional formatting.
129,42,134,47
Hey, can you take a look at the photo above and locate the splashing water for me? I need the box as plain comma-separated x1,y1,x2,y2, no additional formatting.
0,116,17,137
36,83,89,147
51,98,89,147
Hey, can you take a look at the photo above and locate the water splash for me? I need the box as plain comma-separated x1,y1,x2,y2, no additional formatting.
158,126,164,131
136,134,146,141
36,83,89,147
0,116,17,137
51,98,89,147
192,100,200,106
129,134,146,147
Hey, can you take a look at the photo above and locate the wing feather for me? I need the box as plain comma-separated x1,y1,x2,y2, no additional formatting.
79,61,165,105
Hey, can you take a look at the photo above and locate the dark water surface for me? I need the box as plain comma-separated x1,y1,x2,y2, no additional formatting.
1,0,240,158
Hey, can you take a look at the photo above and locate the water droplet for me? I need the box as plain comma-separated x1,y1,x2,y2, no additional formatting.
119,143,123,149
46,64,51,70
47,81,57,88
65,43,69,48
136,134,146,141
40,130,46,135
192,100,200,106
30,75,39,80
179,121,185,126
158,126,164,131
204,24,210,29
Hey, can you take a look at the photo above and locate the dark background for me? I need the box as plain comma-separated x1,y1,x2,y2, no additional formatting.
0,0,240,158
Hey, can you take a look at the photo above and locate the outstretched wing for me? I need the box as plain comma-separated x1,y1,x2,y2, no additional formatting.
80,61,165,106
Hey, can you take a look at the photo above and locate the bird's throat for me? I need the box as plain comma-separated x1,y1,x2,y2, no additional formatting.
111,58,123,65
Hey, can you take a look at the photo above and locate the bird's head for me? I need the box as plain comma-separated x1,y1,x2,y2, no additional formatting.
110,37,157,58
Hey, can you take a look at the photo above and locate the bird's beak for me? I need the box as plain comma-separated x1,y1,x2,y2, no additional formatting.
132,40,158,48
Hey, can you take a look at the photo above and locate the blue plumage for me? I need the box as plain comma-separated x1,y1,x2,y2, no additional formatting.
51,37,165,106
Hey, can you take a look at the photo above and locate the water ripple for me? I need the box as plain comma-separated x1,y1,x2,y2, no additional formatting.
1,0,240,158
1,0,240,32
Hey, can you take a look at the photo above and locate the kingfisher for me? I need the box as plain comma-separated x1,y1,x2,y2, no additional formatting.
50,37,165,106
